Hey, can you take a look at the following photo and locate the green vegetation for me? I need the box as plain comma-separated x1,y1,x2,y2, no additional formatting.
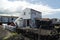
3,32,18,40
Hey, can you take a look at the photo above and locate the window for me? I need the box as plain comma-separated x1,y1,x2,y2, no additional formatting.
35,13,36,15
24,12,26,15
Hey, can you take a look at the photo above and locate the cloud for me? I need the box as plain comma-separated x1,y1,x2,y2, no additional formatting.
0,0,60,16
8,0,41,4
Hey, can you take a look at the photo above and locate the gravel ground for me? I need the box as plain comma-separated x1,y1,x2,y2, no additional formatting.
0,25,10,39
0,25,60,40
0,25,17,40
0,25,25,40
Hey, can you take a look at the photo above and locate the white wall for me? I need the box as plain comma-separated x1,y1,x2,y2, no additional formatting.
22,8,31,19
22,8,41,19
14,18,23,28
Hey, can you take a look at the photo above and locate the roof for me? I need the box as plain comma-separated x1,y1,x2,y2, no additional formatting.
35,18,50,21
0,14,19,17
0,15,18,18
24,8,41,14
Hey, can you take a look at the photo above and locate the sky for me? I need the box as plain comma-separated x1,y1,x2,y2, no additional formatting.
0,0,60,18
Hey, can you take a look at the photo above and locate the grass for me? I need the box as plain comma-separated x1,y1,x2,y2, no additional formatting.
3,32,18,40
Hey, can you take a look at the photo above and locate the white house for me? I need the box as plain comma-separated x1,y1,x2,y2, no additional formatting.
14,8,42,28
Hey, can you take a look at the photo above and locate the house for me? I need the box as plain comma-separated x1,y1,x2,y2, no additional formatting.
14,8,42,28
0,15,18,23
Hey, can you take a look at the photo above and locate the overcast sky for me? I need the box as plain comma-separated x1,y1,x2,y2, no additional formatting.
0,0,60,18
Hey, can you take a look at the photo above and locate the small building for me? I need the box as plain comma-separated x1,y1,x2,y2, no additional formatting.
0,15,18,24
51,18,60,25
14,8,42,28
35,18,53,29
